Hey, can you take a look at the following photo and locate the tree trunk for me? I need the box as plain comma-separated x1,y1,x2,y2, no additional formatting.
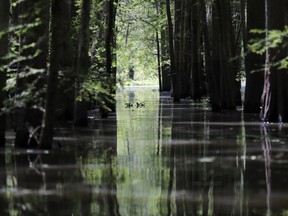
0,0,9,147
40,0,66,149
106,0,118,99
211,0,236,111
190,0,203,101
160,1,171,91
156,31,162,91
244,0,265,113
232,1,243,106
260,0,271,121
57,0,76,121
74,0,91,126
261,0,288,122
155,0,162,91
105,0,115,78
199,0,220,111
240,0,247,107
166,0,180,101
217,0,236,110
210,1,222,111
174,0,190,98
100,0,118,118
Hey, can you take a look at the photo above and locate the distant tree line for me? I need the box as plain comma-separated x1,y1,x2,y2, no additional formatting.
0,0,287,149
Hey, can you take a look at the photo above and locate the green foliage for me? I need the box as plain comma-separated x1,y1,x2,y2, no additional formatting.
249,26,288,69
116,0,161,85
80,0,115,111
1,0,48,114
78,65,115,112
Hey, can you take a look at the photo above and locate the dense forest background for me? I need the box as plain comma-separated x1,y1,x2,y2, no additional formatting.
0,0,288,149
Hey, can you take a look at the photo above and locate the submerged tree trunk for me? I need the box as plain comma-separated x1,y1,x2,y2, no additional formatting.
74,0,91,126
0,0,9,147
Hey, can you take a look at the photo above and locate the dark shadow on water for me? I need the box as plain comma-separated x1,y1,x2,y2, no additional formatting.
0,153,9,216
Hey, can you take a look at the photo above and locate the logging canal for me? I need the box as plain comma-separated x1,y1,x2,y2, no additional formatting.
1,86,288,215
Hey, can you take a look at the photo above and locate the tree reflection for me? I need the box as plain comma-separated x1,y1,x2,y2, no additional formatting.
6,87,288,215
95,159,121,216
0,152,8,216
167,130,174,216
84,117,120,216
11,150,92,215
244,122,288,215
261,126,271,216
169,106,245,216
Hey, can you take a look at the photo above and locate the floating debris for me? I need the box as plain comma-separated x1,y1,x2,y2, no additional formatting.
125,102,134,108
125,102,145,108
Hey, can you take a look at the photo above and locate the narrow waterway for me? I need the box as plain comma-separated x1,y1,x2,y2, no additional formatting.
1,86,288,215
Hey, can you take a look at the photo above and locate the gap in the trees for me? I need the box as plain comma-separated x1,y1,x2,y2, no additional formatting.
115,0,162,87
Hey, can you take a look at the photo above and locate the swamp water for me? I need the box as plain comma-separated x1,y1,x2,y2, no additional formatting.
1,86,288,215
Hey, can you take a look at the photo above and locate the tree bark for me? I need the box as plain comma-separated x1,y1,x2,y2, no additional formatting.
205,0,237,111
166,0,180,101
57,0,76,121
244,0,265,113
190,0,203,101
261,0,288,122
106,0,118,100
176,0,190,98
210,0,222,111
217,0,236,110
100,0,118,118
156,31,162,91
105,0,115,78
155,0,162,91
74,0,91,126
199,0,220,111
160,1,171,91
40,0,66,149
0,0,9,147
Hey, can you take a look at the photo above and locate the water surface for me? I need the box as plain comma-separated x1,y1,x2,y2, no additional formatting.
1,86,288,216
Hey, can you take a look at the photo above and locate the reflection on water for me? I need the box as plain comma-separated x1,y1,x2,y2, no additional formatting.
1,86,288,215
